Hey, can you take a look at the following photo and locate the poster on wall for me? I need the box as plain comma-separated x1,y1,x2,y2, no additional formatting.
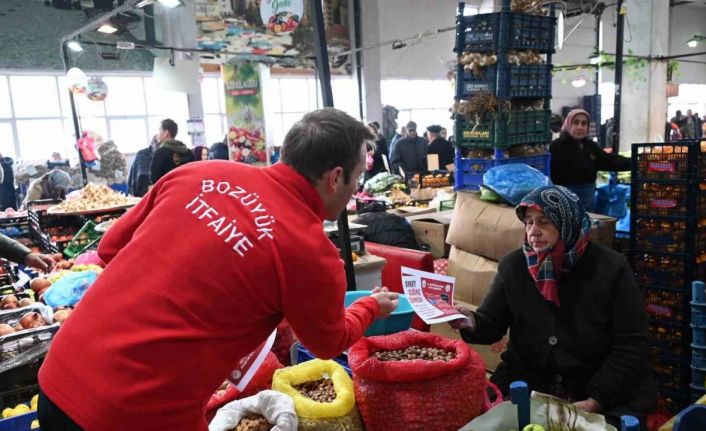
222,63,267,164
195,0,352,74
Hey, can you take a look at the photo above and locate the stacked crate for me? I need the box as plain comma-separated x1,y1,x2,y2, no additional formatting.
453,1,555,190
630,141,706,412
692,281,706,401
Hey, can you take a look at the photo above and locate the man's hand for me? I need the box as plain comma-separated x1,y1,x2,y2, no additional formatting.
24,253,55,273
448,304,475,333
574,398,602,413
371,286,399,318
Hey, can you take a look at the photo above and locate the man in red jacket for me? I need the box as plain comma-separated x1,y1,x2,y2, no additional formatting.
38,108,399,431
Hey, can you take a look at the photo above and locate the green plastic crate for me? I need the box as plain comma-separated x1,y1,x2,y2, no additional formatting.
63,221,102,258
454,109,551,148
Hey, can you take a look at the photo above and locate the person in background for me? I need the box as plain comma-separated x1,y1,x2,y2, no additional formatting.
694,112,703,139
22,169,71,208
684,109,696,139
550,113,563,140
426,124,454,170
388,126,407,162
450,185,656,430
209,140,229,161
0,154,16,210
193,146,209,161
364,123,389,182
549,109,630,211
94,140,126,186
150,119,195,184
440,127,448,140
127,135,159,197
37,108,399,431
390,121,427,182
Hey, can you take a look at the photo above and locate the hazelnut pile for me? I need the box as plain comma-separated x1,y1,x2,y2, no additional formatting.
232,413,272,431
373,345,456,362
293,378,336,403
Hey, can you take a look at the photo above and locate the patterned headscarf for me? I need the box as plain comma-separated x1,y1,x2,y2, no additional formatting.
516,185,592,306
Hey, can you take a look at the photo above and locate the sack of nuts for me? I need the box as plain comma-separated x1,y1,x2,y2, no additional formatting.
348,330,487,431
271,359,364,431
208,390,298,431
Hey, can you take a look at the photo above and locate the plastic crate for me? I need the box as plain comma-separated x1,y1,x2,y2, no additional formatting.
694,344,706,369
633,183,706,218
653,354,689,392
633,218,706,255
455,11,556,53
692,367,706,388
292,342,351,376
694,302,706,328
454,152,550,191
456,63,552,99
0,384,37,410
0,410,38,431
633,142,706,181
642,286,688,323
454,110,551,148
62,221,102,258
631,252,705,289
649,320,689,352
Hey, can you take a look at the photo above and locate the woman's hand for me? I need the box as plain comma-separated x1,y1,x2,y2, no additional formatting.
448,305,476,333
574,398,602,413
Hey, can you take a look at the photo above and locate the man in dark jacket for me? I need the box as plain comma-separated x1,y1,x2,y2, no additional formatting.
390,121,427,182
150,139,195,184
426,125,454,170
128,135,158,197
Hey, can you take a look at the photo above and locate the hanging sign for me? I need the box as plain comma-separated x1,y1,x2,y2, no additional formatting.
260,0,303,34
221,64,267,164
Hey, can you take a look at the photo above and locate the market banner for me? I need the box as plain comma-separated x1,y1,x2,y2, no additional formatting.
196,0,352,74
221,63,268,164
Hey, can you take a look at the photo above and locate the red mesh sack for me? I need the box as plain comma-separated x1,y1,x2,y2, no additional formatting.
204,352,283,422
272,320,296,366
348,330,486,431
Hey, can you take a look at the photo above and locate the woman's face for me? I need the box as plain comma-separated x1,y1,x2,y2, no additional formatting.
523,207,560,252
201,148,209,160
569,114,590,140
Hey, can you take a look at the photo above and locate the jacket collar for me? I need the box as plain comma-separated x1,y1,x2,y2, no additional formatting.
267,163,325,221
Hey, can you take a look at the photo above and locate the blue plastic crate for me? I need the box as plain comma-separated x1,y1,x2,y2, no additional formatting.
457,63,552,99
293,342,351,376
692,367,706,388
694,302,706,328
454,152,551,191
0,410,37,431
455,12,556,53
693,344,706,369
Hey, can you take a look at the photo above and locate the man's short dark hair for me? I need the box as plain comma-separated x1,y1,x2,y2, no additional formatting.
161,119,178,139
281,108,374,184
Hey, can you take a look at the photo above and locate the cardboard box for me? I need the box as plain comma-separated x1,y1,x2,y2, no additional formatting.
410,187,436,201
408,216,451,258
587,212,617,249
430,299,507,371
446,192,525,261
387,206,437,218
447,246,498,306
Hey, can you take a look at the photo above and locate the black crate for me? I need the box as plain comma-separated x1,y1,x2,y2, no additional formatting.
633,218,706,255
643,286,689,324
455,9,556,53
652,353,690,393
632,183,706,218
0,384,38,410
456,63,552,99
631,252,705,289
633,141,706,181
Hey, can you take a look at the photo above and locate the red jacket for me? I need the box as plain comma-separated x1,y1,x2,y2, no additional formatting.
39,161,379,430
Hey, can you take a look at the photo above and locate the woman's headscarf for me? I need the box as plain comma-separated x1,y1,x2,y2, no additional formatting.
193,146,208,161
561,108,591,134
42,169,71,200
515,185,592,306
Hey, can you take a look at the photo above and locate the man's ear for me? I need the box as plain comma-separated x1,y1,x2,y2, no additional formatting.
324,166,344,191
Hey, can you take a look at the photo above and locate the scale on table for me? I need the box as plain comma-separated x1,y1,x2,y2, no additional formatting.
324,221,367,254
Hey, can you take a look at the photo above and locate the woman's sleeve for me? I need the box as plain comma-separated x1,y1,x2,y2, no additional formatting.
592,141,631,171
460,268,512,345
585,257,651,408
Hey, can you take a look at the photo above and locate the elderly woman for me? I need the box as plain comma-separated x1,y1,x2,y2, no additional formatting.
451,185,655,428
22,169,71,208
549,109,631,211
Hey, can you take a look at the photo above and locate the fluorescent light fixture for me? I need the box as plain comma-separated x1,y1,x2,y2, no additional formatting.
556,11,564,50
157,0,182,8
67,41,83,52
136,0,153,7
571,77,587,88
97,23,119,34
687,35,706,48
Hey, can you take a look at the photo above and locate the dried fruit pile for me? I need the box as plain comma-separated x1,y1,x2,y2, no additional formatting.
373,345,456,362
293,378,336,403
231,413,272,431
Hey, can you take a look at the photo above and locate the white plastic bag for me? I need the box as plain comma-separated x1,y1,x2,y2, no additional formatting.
209,390,298,431
459,391,618,431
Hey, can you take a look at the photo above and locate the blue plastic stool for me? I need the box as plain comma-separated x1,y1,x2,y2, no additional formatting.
620,415,639,431
673,404,706,431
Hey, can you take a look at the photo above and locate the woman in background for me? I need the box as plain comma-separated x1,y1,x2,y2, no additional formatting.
193,146,209,161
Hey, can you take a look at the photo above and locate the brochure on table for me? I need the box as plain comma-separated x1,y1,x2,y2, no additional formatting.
401,267,465,324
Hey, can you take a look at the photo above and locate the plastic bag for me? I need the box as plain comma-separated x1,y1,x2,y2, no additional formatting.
348,330,487,431
272,359,364,431
74,251,105,267
205,352,283,422
459,391,617,431
482,164,552,205
208,390,298,431
42,270,99,308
